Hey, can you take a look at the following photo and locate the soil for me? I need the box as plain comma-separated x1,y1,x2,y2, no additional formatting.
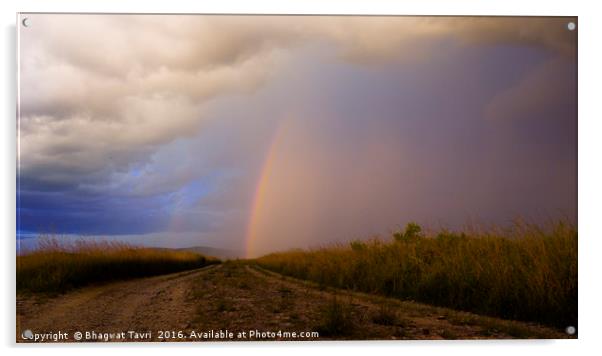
16,262,571,342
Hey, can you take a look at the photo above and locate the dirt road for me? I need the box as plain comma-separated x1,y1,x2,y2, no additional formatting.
17,262,569,342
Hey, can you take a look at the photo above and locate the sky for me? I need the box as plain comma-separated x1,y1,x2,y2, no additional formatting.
17,15,577,257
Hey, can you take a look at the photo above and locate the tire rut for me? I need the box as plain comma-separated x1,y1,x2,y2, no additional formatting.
17,265,218,341
17,263,568,342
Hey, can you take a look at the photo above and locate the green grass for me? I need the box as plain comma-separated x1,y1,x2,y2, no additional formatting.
256,221,577,329
17,237,220,293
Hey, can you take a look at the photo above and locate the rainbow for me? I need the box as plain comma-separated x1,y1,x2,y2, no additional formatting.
245,121,287,258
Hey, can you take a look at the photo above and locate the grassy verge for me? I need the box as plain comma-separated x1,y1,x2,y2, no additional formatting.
17,237,220,293
256,221,577,329
316,295,355,337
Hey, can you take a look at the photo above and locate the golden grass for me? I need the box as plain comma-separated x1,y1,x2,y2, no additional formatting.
256,221,577,328
17,237,220,293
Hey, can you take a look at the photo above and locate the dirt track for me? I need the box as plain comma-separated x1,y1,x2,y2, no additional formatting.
17,262,570,342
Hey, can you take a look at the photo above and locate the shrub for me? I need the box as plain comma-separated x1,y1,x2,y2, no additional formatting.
316,296,355,337
393,222,423,242
257,221,577,328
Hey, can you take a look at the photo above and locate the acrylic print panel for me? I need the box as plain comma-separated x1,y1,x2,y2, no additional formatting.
16,14,577,343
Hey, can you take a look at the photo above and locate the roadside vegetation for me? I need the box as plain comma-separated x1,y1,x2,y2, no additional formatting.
17,237,219,293
256,221,577,329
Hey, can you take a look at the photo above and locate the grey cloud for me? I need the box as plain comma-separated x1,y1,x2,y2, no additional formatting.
19,15,576,195
484,57,576,123
18,16,576,253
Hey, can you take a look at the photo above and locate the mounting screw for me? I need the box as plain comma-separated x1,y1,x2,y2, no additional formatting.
566,325,576,335
567,22,576,31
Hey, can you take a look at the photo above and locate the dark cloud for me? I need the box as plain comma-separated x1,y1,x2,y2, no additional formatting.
240,44,577,255
18,15,577,253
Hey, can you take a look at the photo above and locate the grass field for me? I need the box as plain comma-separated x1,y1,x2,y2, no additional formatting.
17,237,220,293
256,221,577,329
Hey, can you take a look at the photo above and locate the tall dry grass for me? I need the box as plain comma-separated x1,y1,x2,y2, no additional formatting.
256,221,577,328
17,237,219,293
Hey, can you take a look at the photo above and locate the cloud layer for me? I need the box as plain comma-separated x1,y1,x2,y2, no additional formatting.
18,15,577,253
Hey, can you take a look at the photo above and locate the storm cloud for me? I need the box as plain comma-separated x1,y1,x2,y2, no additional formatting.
18,15,577,255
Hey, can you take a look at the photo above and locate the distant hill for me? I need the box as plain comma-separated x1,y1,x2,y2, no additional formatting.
175,246,242,259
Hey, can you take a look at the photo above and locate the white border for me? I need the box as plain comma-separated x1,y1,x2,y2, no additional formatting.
3,1,601,355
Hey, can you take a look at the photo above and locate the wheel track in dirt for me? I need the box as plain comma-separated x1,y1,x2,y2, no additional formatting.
17,262,569,342
17,265,219,342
